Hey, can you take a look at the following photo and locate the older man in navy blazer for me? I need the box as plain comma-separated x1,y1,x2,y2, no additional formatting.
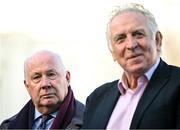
0,50,84,129
82,3,180,129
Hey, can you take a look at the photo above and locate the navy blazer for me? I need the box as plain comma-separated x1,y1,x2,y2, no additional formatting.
0,100,84,129
82,59,180,129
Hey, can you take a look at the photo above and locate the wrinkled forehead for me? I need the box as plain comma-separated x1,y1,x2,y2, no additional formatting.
111,11,148,25
27,52,58,66
110,10,156,35
109,11,152,35
24,51,65,74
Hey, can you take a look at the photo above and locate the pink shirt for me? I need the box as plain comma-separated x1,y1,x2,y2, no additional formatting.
106,58,160,130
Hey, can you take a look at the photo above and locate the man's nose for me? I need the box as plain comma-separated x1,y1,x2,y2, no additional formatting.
126,36,138,50
41,76,51,89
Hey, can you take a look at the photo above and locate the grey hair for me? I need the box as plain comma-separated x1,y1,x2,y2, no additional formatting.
24,50,67,80
106,3,159,51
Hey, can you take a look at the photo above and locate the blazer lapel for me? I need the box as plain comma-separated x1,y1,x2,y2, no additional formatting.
28,101,35,129
93,81,120,128
8,100,35,129
130,60,170,129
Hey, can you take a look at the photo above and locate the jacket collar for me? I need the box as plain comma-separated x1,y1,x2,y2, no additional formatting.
130,59,170,128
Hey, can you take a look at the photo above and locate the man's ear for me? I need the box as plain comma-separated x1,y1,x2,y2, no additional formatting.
155,31,163,53
24,80,32,96
24,80,29,89
65,71,71,84
111,51,117,62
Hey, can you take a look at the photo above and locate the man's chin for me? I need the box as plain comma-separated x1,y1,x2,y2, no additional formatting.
126,66,147,75
40,99,58,107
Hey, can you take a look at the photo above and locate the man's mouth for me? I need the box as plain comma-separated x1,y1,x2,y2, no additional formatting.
41,93,55,98
127,54,142,59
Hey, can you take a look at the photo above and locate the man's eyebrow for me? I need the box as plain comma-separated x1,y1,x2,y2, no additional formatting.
46,69,57,73
133,28,146,32
113,33,126,40
32,72,40,75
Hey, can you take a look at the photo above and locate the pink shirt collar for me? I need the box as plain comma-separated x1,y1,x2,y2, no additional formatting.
118,58,160,95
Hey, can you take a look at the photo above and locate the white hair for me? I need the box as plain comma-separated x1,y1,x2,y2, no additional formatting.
24,50,66,80
106,3,159,51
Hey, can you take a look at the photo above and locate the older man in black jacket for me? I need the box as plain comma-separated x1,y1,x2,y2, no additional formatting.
82,3,180,129
1,50,84,129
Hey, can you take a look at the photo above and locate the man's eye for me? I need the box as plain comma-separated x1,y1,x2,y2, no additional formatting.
114,35,126,43
33,76,40,79
32,75,41,83
134,31,145,38
47,72,57,79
